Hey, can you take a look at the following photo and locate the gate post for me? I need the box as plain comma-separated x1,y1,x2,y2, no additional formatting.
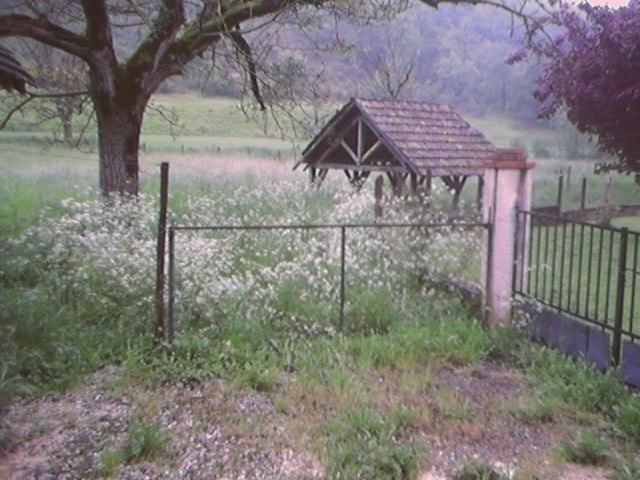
481,148,534,325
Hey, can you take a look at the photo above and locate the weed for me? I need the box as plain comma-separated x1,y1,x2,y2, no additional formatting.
451,459,510,480
122,419,170,462
513,395,558,423
239,364,277,392
614,395,640,445
612,456,640,480
435,388,470,421
0,360,34,409
522,346,628,417
556,428,611,466
322,405,422,480
97,418,170,475
0,417,10,453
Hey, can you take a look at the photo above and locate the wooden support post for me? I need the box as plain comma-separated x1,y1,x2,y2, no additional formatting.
375,175,384,218
410,173,418,196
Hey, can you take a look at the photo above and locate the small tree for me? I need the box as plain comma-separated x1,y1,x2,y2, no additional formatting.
510,0,640,177
19,43,90,145
358,25,419,100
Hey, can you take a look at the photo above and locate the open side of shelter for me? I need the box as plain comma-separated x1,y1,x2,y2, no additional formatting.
295,97,497,209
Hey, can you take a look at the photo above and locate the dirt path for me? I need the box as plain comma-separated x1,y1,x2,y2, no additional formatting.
1,361,613,480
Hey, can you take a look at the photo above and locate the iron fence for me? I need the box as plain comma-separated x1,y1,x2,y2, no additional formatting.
166,220,488,343
514,210,640,363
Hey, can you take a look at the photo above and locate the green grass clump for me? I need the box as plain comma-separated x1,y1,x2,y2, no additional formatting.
612,456,640,480
98,419,170,476
556,428,611,466
322,405,422,480
452,459,511,480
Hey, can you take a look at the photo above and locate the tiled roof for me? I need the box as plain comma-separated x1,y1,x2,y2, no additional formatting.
300,98,496,176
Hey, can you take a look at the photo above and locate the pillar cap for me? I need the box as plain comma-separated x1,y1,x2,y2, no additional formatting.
485,147,535,170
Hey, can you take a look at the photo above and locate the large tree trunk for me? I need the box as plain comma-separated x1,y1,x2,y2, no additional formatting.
94,92,148,196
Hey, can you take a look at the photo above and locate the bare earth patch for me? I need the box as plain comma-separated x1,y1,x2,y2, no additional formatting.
0,361,612,480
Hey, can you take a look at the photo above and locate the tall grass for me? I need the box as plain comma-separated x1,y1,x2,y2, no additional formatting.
0,173,480,406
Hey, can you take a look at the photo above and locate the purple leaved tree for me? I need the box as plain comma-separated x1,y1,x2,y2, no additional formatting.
512,0,640,177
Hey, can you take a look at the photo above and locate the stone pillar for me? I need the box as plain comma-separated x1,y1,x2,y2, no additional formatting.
481,148,534,325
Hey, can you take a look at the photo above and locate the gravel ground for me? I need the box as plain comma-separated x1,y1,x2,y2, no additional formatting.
0,363,612,480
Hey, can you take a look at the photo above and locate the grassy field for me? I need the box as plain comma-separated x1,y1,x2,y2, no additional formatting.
1,95,640,479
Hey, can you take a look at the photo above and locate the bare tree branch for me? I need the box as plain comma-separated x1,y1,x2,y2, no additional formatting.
0,94,33,129
227,28,266,111
0,89,88,130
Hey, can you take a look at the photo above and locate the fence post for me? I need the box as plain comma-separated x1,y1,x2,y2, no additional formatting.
556,174,564,212
612,227,628,365
580,177,587,210
481,148,534,325
168,223,176,344
154,162,169,345
339,226,346,332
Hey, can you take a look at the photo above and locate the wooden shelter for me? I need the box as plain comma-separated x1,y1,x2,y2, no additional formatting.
295,98,496,206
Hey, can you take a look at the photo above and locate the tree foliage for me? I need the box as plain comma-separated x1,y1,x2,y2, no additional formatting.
511,0,640,174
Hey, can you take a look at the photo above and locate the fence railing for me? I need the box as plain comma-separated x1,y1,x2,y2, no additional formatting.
166,220,488,343
514,210,640,363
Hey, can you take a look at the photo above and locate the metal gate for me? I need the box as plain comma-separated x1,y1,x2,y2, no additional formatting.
513,209,640,387
166,219,489,342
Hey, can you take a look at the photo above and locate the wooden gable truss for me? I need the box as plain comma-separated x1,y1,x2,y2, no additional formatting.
298,98,496,204
305,112,413,191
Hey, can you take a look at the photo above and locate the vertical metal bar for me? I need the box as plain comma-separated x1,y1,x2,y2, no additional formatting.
594,228,604,323
580,177,587,210
168,223,176,344
154,162,169,345
612,228,628,365
528,213,536,297
604,230,615,323
628,233,639,335
585,224,595,320
532,216,542,298
567,222,576,311
556,221,568,309
542,224,551,303
549,223,559,305
576,223,585,316
339,226,346,332
513,209,527,295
